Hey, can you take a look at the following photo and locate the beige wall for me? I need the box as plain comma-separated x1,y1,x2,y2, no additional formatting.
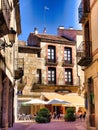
0,0,19,84
91,0,98,52
41,42,78,85
82,0,98,129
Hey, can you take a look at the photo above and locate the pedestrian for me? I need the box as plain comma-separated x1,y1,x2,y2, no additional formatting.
53,111,57,119
78,111,83,120
57,113,60,119
83,111,86,120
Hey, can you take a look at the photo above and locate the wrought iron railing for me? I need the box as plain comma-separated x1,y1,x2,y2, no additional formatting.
78,0,90,23
1,0,11,28
0,0,11,36
62,58,74,67
77,41,91,57
77,41,92,66
45,57,58,66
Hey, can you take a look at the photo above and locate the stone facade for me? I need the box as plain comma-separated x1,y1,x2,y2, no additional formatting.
17,30,84,115
0,0,21,130
57,27,84,92
77,0,98,129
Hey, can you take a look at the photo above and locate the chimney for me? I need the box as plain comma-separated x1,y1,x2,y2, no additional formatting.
69,26,73,30
58,26,64,29
43,27,46,34
34,27,38,34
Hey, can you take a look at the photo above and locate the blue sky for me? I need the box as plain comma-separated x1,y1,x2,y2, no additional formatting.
18,0,81,41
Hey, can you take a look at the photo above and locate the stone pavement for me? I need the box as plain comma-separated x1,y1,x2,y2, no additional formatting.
8,119,86,130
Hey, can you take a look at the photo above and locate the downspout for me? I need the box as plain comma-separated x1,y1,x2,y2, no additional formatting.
76,43,81,91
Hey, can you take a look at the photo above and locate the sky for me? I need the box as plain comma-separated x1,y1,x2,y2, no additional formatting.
18,0,82,41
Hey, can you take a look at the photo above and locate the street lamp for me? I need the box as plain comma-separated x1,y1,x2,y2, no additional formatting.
0,28,16,49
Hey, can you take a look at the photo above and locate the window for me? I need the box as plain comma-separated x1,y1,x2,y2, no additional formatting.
84,21,91,57
17,90,22,95
37,69,42,84
65,69,73,85
37,52,41,57
48,46,56,62
64,47,72,64
48,67,56,84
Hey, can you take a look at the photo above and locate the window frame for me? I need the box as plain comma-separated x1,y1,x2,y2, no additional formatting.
48,45,56,63
48,67,56,84
64,47,72,64
65,68,73,85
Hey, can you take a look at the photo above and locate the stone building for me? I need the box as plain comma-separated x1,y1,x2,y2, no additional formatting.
17,28,83,116
77,0,98,129
57,27,84,93
0,0,22,130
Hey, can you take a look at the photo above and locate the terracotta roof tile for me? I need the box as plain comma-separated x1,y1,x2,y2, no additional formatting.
29,33,74,43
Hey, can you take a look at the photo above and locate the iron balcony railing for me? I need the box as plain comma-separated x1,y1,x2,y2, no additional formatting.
1,0,11,27
62,58,74,67
45,57,58,66
77,41,92,66
78,0,90,23
32,77,56,85
32,79,77,93
0,0,11,37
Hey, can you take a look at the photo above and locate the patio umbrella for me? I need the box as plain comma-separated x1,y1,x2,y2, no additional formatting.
46,98,71,105
22,99,47,105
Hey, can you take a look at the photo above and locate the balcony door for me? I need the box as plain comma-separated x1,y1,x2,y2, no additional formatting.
48,67,56,84
64,47,72,64
48,46,56,63
84,21,91,57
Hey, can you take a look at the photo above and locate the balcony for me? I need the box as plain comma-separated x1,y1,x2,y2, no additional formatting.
78,0,90,23
62,59,74,67
0,0,11,37
17,76,27,96
45,57,58,66
77,41,92,66
32,84,78,93
14,58,24,80
31,78,78,93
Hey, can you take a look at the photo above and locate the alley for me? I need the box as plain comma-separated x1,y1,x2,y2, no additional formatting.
8,120,86,130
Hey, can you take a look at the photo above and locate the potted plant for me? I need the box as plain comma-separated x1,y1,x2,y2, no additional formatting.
64,107,76,122
35,108,51,123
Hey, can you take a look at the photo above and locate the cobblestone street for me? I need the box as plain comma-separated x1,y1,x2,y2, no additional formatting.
8,119,86,130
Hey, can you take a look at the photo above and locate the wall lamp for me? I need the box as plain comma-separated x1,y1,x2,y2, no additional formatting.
0,28,16,49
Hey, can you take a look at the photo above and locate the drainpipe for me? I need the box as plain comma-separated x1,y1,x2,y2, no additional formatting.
76,44,81,92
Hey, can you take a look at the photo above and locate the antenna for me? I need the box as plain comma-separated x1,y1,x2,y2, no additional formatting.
43,6,49,34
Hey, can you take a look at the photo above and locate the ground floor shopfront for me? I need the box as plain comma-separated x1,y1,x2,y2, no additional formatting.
17,92,86,121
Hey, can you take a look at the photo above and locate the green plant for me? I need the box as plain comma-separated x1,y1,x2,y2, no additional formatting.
64,107,76,122
35,108,51,123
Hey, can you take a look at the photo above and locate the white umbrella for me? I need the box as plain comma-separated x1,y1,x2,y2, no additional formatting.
22,99,47,105
46,98,71,105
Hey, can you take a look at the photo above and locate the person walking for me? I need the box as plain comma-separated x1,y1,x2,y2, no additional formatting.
53,111,57,119
83,111,86,120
